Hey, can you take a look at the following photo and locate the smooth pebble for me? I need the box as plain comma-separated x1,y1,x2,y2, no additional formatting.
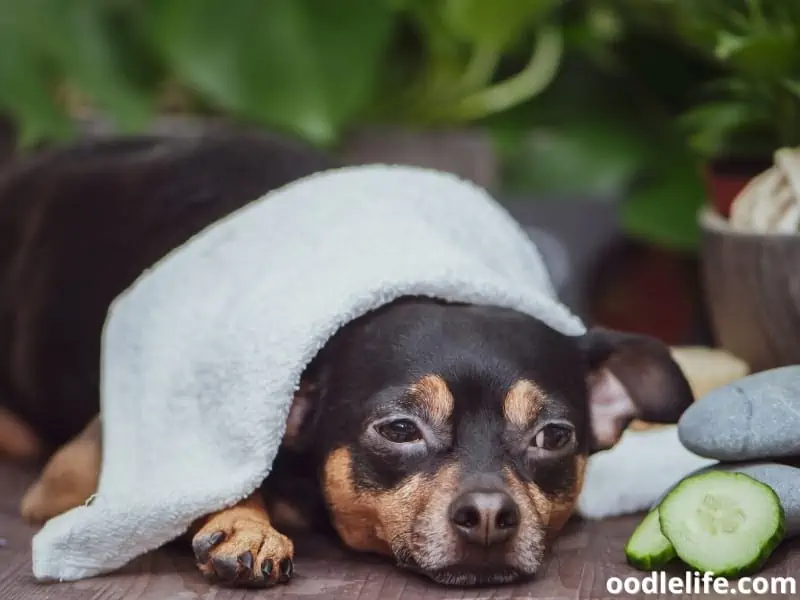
678,366,800,461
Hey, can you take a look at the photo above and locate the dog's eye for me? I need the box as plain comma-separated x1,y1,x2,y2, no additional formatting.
531,424,573,451
376,419,423,443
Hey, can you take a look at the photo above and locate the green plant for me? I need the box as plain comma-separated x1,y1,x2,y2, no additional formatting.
383,0,565,124
494,1,800,251
488,0,715,251
620,0,800,159
0,0,567,147
2,0,768,253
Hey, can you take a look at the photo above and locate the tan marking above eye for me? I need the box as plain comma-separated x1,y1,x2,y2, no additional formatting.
503,379,546,428
409,374,454,425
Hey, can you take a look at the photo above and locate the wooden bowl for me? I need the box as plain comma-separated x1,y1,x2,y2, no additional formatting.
700,207,800,371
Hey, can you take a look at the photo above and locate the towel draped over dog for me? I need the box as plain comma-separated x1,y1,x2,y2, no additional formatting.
31,165,586,581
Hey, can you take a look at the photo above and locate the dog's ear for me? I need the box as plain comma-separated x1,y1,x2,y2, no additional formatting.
578,327,694,453
281,378,323,451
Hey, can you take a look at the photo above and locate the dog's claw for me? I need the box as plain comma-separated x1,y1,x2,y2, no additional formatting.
238,550,254,571
208,531,225,546
279,558,294,582
192,514,294,587
192,530,225,563
211,555,241,582
262,560,274,578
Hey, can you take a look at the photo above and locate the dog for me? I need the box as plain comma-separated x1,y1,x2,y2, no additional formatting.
0,133,695,587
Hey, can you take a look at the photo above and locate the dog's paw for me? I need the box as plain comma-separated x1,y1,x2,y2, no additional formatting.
20,480,90,524
19,419,101,524
192,510,295,587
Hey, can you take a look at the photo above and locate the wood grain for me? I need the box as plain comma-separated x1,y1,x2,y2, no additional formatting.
700,208,800,372
2,461,798,599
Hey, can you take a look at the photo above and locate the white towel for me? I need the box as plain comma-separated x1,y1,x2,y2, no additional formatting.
31,164,586,581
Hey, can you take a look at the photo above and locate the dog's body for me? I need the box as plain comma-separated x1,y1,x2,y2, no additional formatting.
0,134,332,449
0,134,694,587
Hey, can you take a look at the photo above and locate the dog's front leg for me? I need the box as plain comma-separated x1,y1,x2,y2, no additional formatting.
191,492,295,587
20,415,100,523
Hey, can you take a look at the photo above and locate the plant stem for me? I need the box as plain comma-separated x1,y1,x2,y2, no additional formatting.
744,0,767,33
459,41,500,92
444,26,563,122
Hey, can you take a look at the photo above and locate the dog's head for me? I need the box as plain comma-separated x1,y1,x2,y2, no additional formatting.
285,299,693,585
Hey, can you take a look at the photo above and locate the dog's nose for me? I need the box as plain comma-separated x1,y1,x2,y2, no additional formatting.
449,490,520,546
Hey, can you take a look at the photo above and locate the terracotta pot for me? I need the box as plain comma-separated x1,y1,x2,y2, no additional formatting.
699,207,800,371
588,243,698,345
703,157,772,218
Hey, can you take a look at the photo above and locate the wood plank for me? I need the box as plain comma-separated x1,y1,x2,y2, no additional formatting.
2,461,798,599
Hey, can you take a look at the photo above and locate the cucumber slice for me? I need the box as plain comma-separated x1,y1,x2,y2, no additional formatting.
625,508,676,570
659,471,786,577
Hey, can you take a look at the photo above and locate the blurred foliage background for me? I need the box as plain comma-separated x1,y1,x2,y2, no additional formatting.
1,0,798,252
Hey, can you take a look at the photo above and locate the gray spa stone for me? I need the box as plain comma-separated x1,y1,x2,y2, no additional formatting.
678,366,800,461
656,462,800,538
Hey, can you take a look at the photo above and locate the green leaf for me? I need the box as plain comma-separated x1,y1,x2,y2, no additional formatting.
0,7,73,145
13,0,155,132
680,100,769,157
496,118,650,196
680,102,749,156
150,0,395,145
440,0,560,48
714,31,797,79
621,155,706,252
488,58,662,197
785,79,800,100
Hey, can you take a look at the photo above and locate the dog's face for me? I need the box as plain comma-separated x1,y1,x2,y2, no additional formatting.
286,299,693,585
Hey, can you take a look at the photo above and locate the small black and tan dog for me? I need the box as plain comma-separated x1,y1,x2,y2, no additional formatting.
0,134,694,587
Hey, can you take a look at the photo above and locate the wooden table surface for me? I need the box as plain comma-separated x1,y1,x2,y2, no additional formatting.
2,461,797,599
